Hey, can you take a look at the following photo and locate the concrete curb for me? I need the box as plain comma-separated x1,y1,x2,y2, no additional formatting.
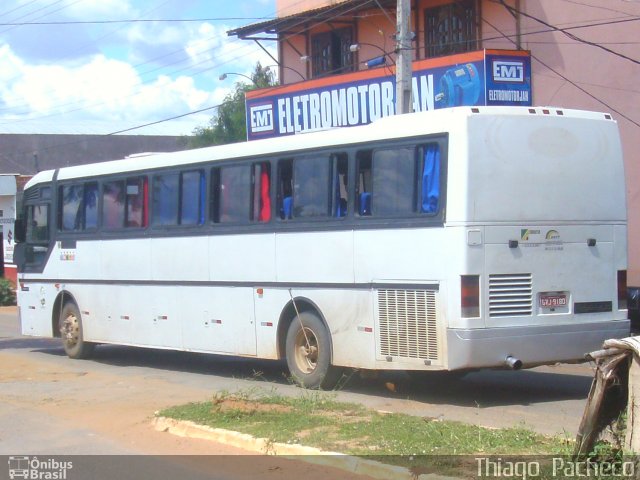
153,416,457,480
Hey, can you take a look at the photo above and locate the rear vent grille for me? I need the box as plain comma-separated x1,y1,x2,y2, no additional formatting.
377,289,438,361
489,273,533,317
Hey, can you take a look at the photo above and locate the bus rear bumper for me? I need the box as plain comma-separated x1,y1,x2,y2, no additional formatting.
446,320,630,370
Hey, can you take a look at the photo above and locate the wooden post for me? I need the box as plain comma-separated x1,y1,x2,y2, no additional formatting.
626,354,640,452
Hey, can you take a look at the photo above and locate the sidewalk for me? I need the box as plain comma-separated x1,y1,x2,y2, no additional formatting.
154,416,460,480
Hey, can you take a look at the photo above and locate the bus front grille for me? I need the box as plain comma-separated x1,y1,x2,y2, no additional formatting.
489,273,533,317
377,289,439,361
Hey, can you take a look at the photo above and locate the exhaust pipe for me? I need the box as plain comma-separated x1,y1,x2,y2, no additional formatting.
505,355,523,370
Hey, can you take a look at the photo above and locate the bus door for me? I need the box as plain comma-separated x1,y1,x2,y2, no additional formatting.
16,187,53,336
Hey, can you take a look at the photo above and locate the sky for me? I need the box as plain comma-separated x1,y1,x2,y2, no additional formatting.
0,0,278,136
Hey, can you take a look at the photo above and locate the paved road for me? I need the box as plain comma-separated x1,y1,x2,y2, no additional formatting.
0,307,596,477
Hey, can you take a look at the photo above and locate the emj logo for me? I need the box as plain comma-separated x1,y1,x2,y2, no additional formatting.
492,60,524,83
249,103,274,134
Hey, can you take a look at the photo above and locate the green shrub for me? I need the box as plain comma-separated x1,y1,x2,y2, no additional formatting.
0,278,16,306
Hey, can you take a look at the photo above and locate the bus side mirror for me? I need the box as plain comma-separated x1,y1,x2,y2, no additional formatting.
14,219,25,243
13,243,26,272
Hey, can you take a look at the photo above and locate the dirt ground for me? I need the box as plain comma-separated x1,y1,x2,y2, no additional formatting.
0,348,374,479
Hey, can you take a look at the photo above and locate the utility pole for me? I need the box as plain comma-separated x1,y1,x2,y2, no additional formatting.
395,0,413,115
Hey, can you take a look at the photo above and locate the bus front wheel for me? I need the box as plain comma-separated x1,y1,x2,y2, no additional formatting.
285,312,342,389
59,302,95,359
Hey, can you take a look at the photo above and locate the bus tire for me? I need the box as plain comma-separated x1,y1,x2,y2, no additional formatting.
285,312,343,389
59,302,95,359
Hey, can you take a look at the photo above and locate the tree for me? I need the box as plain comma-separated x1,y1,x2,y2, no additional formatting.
186,63,276,148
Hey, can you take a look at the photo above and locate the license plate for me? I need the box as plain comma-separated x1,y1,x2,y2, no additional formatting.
540,295,567,308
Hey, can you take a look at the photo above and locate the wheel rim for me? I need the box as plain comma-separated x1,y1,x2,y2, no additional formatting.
61,311,80,349
293,327,319,373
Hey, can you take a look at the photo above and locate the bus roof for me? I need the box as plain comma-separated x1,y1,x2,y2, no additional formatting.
25,106,615,189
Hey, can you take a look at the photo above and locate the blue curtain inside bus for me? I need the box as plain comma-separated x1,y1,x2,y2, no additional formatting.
335,172,346,218
421,144,440,214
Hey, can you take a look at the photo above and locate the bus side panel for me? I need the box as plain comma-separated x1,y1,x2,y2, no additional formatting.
210,234,276,282
252,288,376,368
253,288,290,360
275,231,354,283
182,287,257,356
62,284,131,344
152,237,208,281
353,228,454,284
101,239,151,281
77,283,258,355
298,289,376,370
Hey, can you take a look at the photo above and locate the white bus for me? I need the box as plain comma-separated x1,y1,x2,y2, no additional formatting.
14,106,629,389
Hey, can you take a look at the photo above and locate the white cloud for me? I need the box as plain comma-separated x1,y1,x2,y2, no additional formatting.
0,44,231,135
0,1,279,136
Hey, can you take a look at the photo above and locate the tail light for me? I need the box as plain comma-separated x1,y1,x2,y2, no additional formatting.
618,270,627,310
461,275,480,317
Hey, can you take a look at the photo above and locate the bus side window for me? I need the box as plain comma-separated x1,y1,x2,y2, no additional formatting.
60,182,98,231
152,173,180,226
372,146,417,216
251,162,271,223
84,183,98,229
277,159,293,220
60,184,82,231
210,169,220,223
355,151,372,216
211,165,251,223
292,156,331,218
125,177,148,228
332,153,348,218
180,170,205,225
102,180,126,229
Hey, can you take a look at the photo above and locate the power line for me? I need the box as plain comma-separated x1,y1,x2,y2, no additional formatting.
3,0,390,123
556,0,638,18
372,0,396,28
0,0,377,127
106,104,222,136
481,15,640,129
2,0,380,147
497,0,640,66
5,1,639,129
0,0,39,19
0,17,275,26
534,72,640,96
0,0,81,35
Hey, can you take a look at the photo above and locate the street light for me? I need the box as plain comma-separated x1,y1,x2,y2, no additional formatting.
218,72,256,84
349,42,387,54
349,43,394,68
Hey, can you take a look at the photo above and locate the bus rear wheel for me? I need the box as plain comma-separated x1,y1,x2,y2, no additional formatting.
285,312,342,389
59,302,95,359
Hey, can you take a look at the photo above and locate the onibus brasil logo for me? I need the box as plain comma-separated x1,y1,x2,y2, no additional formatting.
8,456,73,479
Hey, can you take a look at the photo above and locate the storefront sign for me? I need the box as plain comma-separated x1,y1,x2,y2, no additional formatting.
245,49,531,140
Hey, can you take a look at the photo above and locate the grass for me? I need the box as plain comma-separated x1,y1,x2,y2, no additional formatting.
159,387,575,475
